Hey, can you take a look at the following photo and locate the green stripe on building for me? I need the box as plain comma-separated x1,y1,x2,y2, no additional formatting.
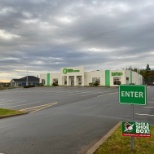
105,70,110,86
130,70,132,84
47,73,50,86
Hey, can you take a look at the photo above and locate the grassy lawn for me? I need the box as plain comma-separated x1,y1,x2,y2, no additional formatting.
0,108,25,118
0,87,15,90
94,125,154,154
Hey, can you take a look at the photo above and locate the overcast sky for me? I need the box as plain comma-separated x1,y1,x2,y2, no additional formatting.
0,0,154,81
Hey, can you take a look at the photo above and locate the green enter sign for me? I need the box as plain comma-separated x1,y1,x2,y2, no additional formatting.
119,85,147,105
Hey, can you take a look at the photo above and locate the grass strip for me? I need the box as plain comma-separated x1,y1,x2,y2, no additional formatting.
94,125,154,154
0,87,15,90
0,108,25,118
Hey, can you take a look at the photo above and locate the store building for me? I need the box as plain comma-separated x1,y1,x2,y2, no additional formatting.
40,66,143,86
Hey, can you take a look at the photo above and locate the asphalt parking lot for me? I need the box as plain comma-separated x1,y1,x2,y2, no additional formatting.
0,86,118,110
0,86,154,154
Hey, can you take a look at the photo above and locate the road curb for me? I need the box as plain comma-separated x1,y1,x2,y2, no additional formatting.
86,122,121,154
0,112,29,119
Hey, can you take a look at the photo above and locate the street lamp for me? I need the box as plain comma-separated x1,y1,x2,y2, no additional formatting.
26,70,29,86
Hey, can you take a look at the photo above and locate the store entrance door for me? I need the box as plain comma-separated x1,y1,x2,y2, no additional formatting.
70,76,74,86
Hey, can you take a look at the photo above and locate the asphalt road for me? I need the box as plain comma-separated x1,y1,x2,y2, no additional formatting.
0,86,154,154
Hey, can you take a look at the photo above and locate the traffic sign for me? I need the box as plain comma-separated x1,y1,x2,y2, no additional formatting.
119,85,147,105
122,122,150,137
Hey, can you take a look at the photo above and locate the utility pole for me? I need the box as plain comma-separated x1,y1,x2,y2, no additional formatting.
26,70,28,86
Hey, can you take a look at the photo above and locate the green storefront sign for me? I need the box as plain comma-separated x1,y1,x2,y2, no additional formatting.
122,122,150,137
63,68,80,74
112,72,123,76
119,85,147,105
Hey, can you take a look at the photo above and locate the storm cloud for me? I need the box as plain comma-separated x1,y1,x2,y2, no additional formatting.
0,0,154,81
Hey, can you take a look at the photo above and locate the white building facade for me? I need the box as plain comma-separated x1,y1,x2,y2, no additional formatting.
40,66,143,86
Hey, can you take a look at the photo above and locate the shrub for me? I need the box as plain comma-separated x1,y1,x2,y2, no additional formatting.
52,83,58,86
23,85,35,88
89,83,93,86
89,82,99,86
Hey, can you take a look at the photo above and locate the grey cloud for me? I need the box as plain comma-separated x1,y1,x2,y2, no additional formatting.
0,0,154,81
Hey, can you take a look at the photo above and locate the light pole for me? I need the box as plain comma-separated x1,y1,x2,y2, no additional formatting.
26,70,29,86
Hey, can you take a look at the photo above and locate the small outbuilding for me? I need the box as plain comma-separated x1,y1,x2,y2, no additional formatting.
10,76,39,87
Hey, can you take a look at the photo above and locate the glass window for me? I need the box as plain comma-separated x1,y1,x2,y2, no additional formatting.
92,77,100,84
42,79,45,85
64,76,67,85
53,78,58,84
113,77,121,85
78,76,82,85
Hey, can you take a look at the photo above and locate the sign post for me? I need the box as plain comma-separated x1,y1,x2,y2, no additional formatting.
131,104,135,150
119,85,148,150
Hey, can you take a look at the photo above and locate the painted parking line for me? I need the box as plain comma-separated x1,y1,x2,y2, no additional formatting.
97,95,104,97
41,91,94,96
0,100,15,104
96,91,111,97
135,113,154,116
81,91,112,97
49,90,70,93
148,101,154,104
97,92,118,97
143,107,154,108
20,104,46,111
68,91,95,96
32,102,58,113
106,92,118,95
20,102,58,113
10,101,41,108
0,100,27,106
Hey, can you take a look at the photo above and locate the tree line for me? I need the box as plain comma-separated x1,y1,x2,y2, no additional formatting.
127,64,154,84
